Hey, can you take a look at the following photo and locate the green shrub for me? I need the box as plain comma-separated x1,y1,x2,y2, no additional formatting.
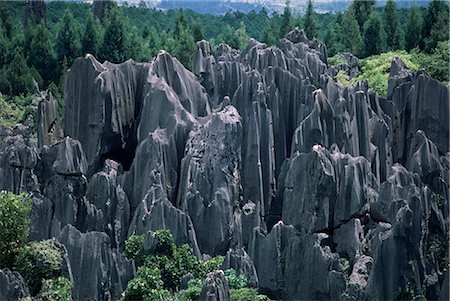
199,256,224,278
350,51,419,97
0,191,31,269
122,266,164,301
328,53,347,66
155,229,176,257
124,234,146,266
225,269,248,290
34,277,73,301
180,279,203,301
16,239,65,295
230,288,270,301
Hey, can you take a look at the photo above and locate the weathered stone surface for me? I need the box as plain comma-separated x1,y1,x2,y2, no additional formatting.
248,221,295,297
36,90,62,148
282,145,375,232
177,106,242,256
128,183,201,257
59,224,134,301
200,270,230,301
221,248,258,287
283,232,346,300
0,269,30,301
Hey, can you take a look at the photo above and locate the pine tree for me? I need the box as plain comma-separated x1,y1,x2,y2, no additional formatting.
100,8,129,63
55,10,81,67
28,21,57,86
304,0,318,39
383,0,403,50
363,12,387,57
340,12,363,56
262,19,277,46
324,17,344,56
350,0,376,29
146,26,162,58
405,5,422,51
422,0,449,52
280,0,293,38
172,26,195,70
174,9,189,39
6,49,34,95
235,22,249,50
82,12,102,57
0,26,8,69
192,21,204,42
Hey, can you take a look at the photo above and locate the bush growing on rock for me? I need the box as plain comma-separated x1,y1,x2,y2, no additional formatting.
34,277,73,301
0,191,31,269
16,239,65,295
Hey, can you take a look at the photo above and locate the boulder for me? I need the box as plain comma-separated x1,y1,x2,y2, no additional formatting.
200,270,230,301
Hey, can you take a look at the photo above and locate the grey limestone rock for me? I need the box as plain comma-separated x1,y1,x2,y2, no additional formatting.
128,183,201,257
0,269,30,301
221,248,259,287
177,106,242,256
59,224,134,301
200,270,230,301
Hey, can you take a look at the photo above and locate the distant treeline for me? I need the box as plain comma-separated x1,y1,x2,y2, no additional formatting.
0,0,448,99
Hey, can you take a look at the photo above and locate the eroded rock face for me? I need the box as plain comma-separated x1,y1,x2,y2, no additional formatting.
200,270,230,301
177,106,242,255
59,225,134,301
0,269,30,301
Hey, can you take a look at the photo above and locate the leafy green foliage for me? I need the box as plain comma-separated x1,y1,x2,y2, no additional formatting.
122,266,164,301
383,0,403,50
405,5,422,51
55,10,81,67
82,12,102,57
279,0,293,38
0,191,31,269
34,277,73,301
340,51,419,97
421,0,450,52
123,230,224,298
411,41,450,83
304,0,318,40
16,239,65,295
100,8,129,63
230,288,270,301
180,279,203,301
363,12,387,57
124,234,146,267
27,21,57,87
350,0,376,29
225,269,248,289
340,12,363,56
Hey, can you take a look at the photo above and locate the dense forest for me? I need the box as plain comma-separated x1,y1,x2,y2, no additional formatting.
0,0,448,127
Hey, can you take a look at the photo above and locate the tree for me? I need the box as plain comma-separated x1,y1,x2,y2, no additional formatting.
340,12,363,56
350,0,376,29
192,21,204,42
100,8,129,63
304,0,318,39
383,0,403,50
0,191,31,268
235,22,249,50
4,49,35,96
422,0,450,52
0,26,8,69
82,12,102,57
363,12,387,57
174,9,189,39
280,0,293,38
28,21,57,86
262,19,277,46
172,26,196,70
55,10,81,68
405,5,423,51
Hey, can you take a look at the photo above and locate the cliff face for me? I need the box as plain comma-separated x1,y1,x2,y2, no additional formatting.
1,28,448,300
